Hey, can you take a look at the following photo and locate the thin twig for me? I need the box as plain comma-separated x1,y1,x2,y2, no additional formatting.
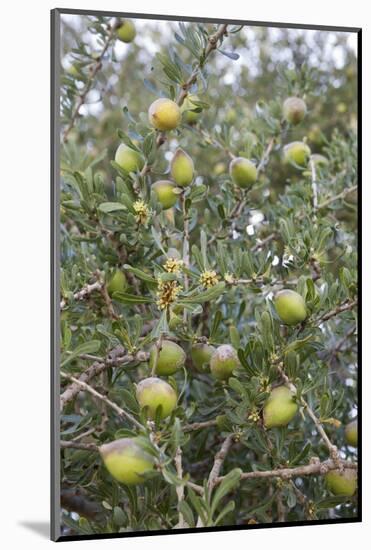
61,372,143,429
183,419,218,432
62,20,118,142
156,24,228,147
318,185,357,210
309,157,319,212
60,280,103,310
316,299,357,323
60,349,149,410
174,447,186,528
208,434,235,490
60,440,99,452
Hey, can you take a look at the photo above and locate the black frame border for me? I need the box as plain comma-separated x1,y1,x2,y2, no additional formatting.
51,7,362,542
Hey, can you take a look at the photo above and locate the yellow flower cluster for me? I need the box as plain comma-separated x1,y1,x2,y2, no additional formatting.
199,270,219,289
224,272,235,284
156,279,182,310
164,257,184,274
133,200,150,224
248,409,260,423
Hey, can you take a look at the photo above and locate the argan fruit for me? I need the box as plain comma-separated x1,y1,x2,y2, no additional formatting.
152,180,178,210
148,98,181,131
213,162,226,176
136,377,177,420
181,95,201,124
107,269,127,296
283,141,311,168
263,386,298,429
345,419,358,447
114,144,144,173
310,154,329,168
210,344,239,380
325,469,357,496
117,20,136,43
191,343,215,371
282,97,307,125
99,438,154,485
274,289,307,326
170,148,194,187
229,157,257,188
149,340,186,376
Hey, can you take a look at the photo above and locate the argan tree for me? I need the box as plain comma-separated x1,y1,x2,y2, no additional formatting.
59,14,358,536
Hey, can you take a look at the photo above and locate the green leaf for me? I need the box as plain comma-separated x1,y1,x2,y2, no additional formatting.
112,292,154,304
61,340,101,367
179,501,195,527
98,202,127,213
123,265,156,283
210,468,241,516
180,282,225,304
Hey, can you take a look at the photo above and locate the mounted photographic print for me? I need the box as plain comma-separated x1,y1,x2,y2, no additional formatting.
51,8,361,542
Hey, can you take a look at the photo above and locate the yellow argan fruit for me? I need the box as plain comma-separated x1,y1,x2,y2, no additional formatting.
152,180,178,210
148,98,181,131
345,419,358,447
170,148,194,187
263,386,298,429
283,141,311,168
117,20,136,43
210,344,239,380
274,289,307,326
99,438,154,485
149,340,186,376
107,269,127,296
282,97,307,125
325,469,357,496
114,144,144,173
181,95,201,124
229,157,257,188
191,343,215,371
136,377,177,420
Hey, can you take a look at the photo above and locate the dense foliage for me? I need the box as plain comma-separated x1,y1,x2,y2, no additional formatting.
58,14,358,537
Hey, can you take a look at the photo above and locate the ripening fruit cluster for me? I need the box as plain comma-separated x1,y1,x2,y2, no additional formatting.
98,84,350,495
152,148,195,211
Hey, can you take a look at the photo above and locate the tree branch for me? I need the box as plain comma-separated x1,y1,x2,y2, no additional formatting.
214,459,356,485
62,20,118,142
61,372,143,429
208,434,234,490
60,348,149,410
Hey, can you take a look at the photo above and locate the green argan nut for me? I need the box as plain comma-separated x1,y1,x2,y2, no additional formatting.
107,270,127,296
114,144,144,173
148,98,181,131
283,141,311,168
229,157,257,188
282,97,307,125
170,148,194,187
210,344,239,380
100,438,154,485
263,386,298,429
191,343,215,371
117,20,136,43
345,419,358,447
274,289,307,326
136,377,177,420
325,469,357,496
149,340,186,376
181,95,201,124
310,154,329,169
152,180,178,210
